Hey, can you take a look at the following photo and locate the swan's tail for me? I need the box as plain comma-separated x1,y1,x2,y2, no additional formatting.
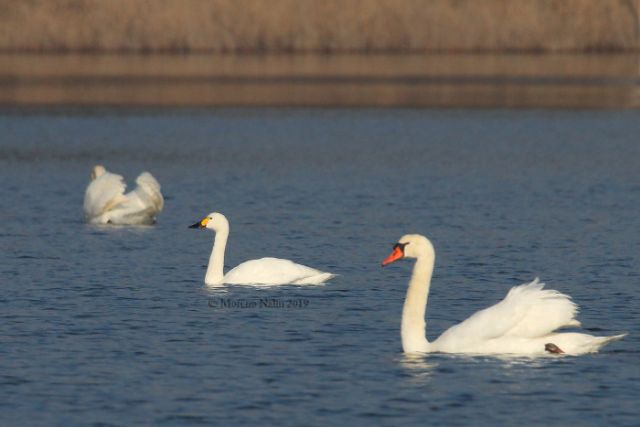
574,333,627,354
594,333,627,350
545,332,626,355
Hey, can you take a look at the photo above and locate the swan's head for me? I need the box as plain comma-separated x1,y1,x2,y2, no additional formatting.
189,212,228,231
382,234,434,266
91,165,106,181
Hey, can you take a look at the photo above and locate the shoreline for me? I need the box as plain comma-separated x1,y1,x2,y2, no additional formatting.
1,52,638,108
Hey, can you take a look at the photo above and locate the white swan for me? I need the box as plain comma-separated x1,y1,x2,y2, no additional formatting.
83,165,164,225
382,234,626,356
190,212,334,286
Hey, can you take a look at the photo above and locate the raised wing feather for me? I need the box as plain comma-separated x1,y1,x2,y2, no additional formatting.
130,171,164,214
83,171,127,219
434,278,580,347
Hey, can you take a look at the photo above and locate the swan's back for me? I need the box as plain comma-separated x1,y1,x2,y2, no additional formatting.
105,172,163,225
84,169,163,225
223,257,333,285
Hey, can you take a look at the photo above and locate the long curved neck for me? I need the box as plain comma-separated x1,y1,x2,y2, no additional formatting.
205,224,229,285
401,255,434,353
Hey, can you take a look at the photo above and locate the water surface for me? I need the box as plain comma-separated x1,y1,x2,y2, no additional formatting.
1,109,639,426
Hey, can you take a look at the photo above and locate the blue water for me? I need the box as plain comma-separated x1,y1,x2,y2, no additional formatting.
1,109,639,426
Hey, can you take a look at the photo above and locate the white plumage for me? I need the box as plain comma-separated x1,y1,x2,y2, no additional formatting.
83,165,164,225
383,234,626,356
190,212,334,286
223,257,334,285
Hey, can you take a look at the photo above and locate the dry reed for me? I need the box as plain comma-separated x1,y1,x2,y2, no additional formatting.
0,0,638,53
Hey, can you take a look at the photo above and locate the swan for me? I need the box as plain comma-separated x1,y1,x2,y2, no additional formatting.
382,234,626,356
190,212,334,286
83,165,164,225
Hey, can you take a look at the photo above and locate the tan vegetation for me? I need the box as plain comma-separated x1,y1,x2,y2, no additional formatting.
0,0,639,53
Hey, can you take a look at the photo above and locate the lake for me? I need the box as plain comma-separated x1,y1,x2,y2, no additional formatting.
1,108,639,426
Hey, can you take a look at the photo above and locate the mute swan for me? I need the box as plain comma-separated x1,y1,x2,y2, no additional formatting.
190,212,334,286
83,165,164,225
382,234,626,356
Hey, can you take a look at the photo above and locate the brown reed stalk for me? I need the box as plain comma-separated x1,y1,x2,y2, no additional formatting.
0,0,638,52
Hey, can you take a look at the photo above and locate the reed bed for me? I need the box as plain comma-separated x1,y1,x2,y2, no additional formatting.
1,0,638,52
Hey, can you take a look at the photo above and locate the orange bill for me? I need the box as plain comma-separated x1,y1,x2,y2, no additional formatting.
382,246,404,266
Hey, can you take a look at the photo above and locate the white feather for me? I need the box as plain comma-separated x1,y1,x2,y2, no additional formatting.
83,166,164,225
193,212,334,286
223,257,334,285
385,234,626,356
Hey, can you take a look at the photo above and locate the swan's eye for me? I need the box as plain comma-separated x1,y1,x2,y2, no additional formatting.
393,242,408,251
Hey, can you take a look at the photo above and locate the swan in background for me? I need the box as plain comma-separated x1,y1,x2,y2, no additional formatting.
190,212,334,286
83,165,164,225
382,234,626,356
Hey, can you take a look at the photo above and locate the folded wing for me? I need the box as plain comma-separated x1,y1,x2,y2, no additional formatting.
223,257,330,285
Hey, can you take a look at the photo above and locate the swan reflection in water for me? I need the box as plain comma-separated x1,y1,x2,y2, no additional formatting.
398,354,439,382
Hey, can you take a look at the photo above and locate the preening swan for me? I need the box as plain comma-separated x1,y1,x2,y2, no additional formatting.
382,234,626,356
190,212,334,286
83,165,164,225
